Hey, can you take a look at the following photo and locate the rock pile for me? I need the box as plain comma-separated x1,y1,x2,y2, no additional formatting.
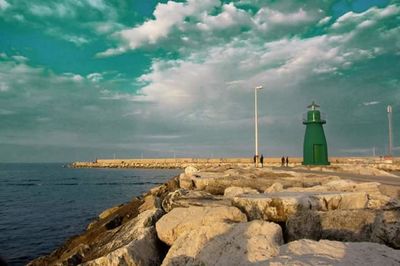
29,166,400,265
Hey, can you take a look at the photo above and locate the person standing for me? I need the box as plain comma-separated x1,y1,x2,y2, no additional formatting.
260,154,264,168
285,156,289,167
253,155,257,167
281,156,285,167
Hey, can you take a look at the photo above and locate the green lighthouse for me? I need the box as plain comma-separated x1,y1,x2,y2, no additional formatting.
303,102,330,165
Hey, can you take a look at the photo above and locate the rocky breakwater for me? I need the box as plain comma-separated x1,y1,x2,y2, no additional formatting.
29,166,400,265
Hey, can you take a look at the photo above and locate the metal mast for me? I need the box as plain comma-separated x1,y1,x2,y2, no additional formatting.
254,85,263,165
387,105,393,156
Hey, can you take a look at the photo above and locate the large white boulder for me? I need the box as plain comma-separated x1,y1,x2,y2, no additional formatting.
232,191,368,222
371,209,400,249
184,166,199,175
286,208,400,248
284,179,399,209
162,220,283,266
224,186,259,198
190,169,341,195
162,189,231,212
264,182,284,193
269,239,400,265
156,206,247,245
81,209,164,266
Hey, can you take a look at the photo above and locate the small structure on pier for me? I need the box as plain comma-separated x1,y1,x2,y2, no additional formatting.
302,101,330,165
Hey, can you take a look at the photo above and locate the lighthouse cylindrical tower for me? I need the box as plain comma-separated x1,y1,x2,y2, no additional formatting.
302,101,330,165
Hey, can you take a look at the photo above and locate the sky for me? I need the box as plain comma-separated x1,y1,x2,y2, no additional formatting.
0,0,399,162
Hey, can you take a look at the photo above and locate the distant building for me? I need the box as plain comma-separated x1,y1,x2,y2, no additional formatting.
302,102,330,165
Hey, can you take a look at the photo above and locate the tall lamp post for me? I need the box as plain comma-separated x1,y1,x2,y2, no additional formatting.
254,85,263,166
387,105,393,156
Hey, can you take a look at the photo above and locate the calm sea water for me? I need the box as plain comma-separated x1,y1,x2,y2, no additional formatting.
0,163,181,265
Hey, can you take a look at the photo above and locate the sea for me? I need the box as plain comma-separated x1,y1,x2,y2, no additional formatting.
0,163,181,265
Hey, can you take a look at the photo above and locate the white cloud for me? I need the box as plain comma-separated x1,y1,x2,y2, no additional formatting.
331,4,399,31
0,82,9,92
127,4,399,125
98,0,219,56
265,8,309,24
99,1,324,57
363,101,380,106
0,109,15,115
87,72,103,82
253,7,315,31
14,14,24,21
100,92,138,101
64,34,90,46
197,3,251,31
90,21,125,34
30,3,75,18
62,73,84,82
0,0,10,10
12,55,29,62
317,16,331,26
85,0,106,10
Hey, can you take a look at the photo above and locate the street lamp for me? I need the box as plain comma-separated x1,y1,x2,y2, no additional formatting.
254,85,263,166
387,105,393,156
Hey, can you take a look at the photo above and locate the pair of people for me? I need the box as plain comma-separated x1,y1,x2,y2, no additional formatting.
253,154,264,167
281,156,289,167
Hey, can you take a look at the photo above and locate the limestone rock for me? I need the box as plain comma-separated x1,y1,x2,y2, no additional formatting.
191,169,339,195
81,209,164,266
284,179,399,210
147,177,180,199
178,173,195,189
286,209,375,242
371,209,400,249
138,194,161,213
368,193,399,209
161,222,232,266
269,239,400,265
184,166,199,175
265,182,284,193
99,206,121,220
162,189,230,212
224,186,259,198
286,208,400,248
162,220,283,266
232,191,368,222
81,227,159,266
156,206,247,245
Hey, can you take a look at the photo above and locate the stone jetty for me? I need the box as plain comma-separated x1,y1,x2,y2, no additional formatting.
71,157,400,172
29,165,400,265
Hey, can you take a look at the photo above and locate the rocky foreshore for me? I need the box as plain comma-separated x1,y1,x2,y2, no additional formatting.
29,166,400,266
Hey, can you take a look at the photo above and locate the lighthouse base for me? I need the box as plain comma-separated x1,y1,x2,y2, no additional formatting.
302,161,330,166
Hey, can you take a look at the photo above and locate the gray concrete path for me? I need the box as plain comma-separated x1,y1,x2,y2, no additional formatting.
272,167,400,187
